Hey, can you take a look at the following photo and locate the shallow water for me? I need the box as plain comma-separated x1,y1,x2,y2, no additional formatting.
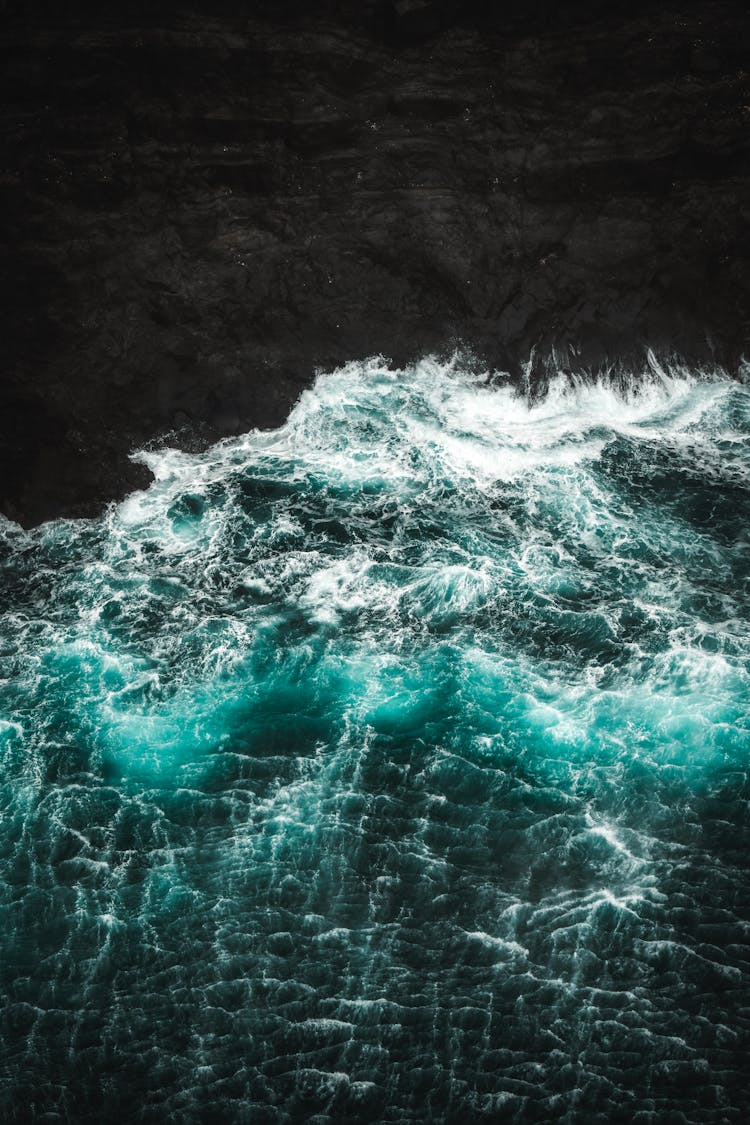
1,356,750,1122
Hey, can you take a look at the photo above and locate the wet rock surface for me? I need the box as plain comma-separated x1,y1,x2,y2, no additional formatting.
1,0,749,524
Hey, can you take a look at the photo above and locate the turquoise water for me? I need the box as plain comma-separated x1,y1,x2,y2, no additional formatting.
1,356,750,1122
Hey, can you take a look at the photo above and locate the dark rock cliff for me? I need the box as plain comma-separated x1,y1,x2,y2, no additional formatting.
1,0,749,524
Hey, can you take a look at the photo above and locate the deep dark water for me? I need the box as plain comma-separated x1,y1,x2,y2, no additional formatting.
1,359,750,1122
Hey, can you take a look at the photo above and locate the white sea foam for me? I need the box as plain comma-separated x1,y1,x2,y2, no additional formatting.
123,354,730,528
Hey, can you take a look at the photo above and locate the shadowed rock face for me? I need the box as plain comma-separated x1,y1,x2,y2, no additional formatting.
1,0,749,525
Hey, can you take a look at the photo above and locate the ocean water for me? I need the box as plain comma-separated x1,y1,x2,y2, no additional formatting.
1,356,749,1122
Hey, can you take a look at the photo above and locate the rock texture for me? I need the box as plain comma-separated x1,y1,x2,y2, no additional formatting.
1,0,749,524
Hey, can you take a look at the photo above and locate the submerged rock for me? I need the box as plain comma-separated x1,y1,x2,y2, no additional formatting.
0,0,748,524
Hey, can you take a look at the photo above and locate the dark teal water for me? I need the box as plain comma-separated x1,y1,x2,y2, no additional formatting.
1,358,750,1122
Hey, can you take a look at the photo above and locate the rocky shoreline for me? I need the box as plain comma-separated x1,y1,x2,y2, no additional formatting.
1,0,749,525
